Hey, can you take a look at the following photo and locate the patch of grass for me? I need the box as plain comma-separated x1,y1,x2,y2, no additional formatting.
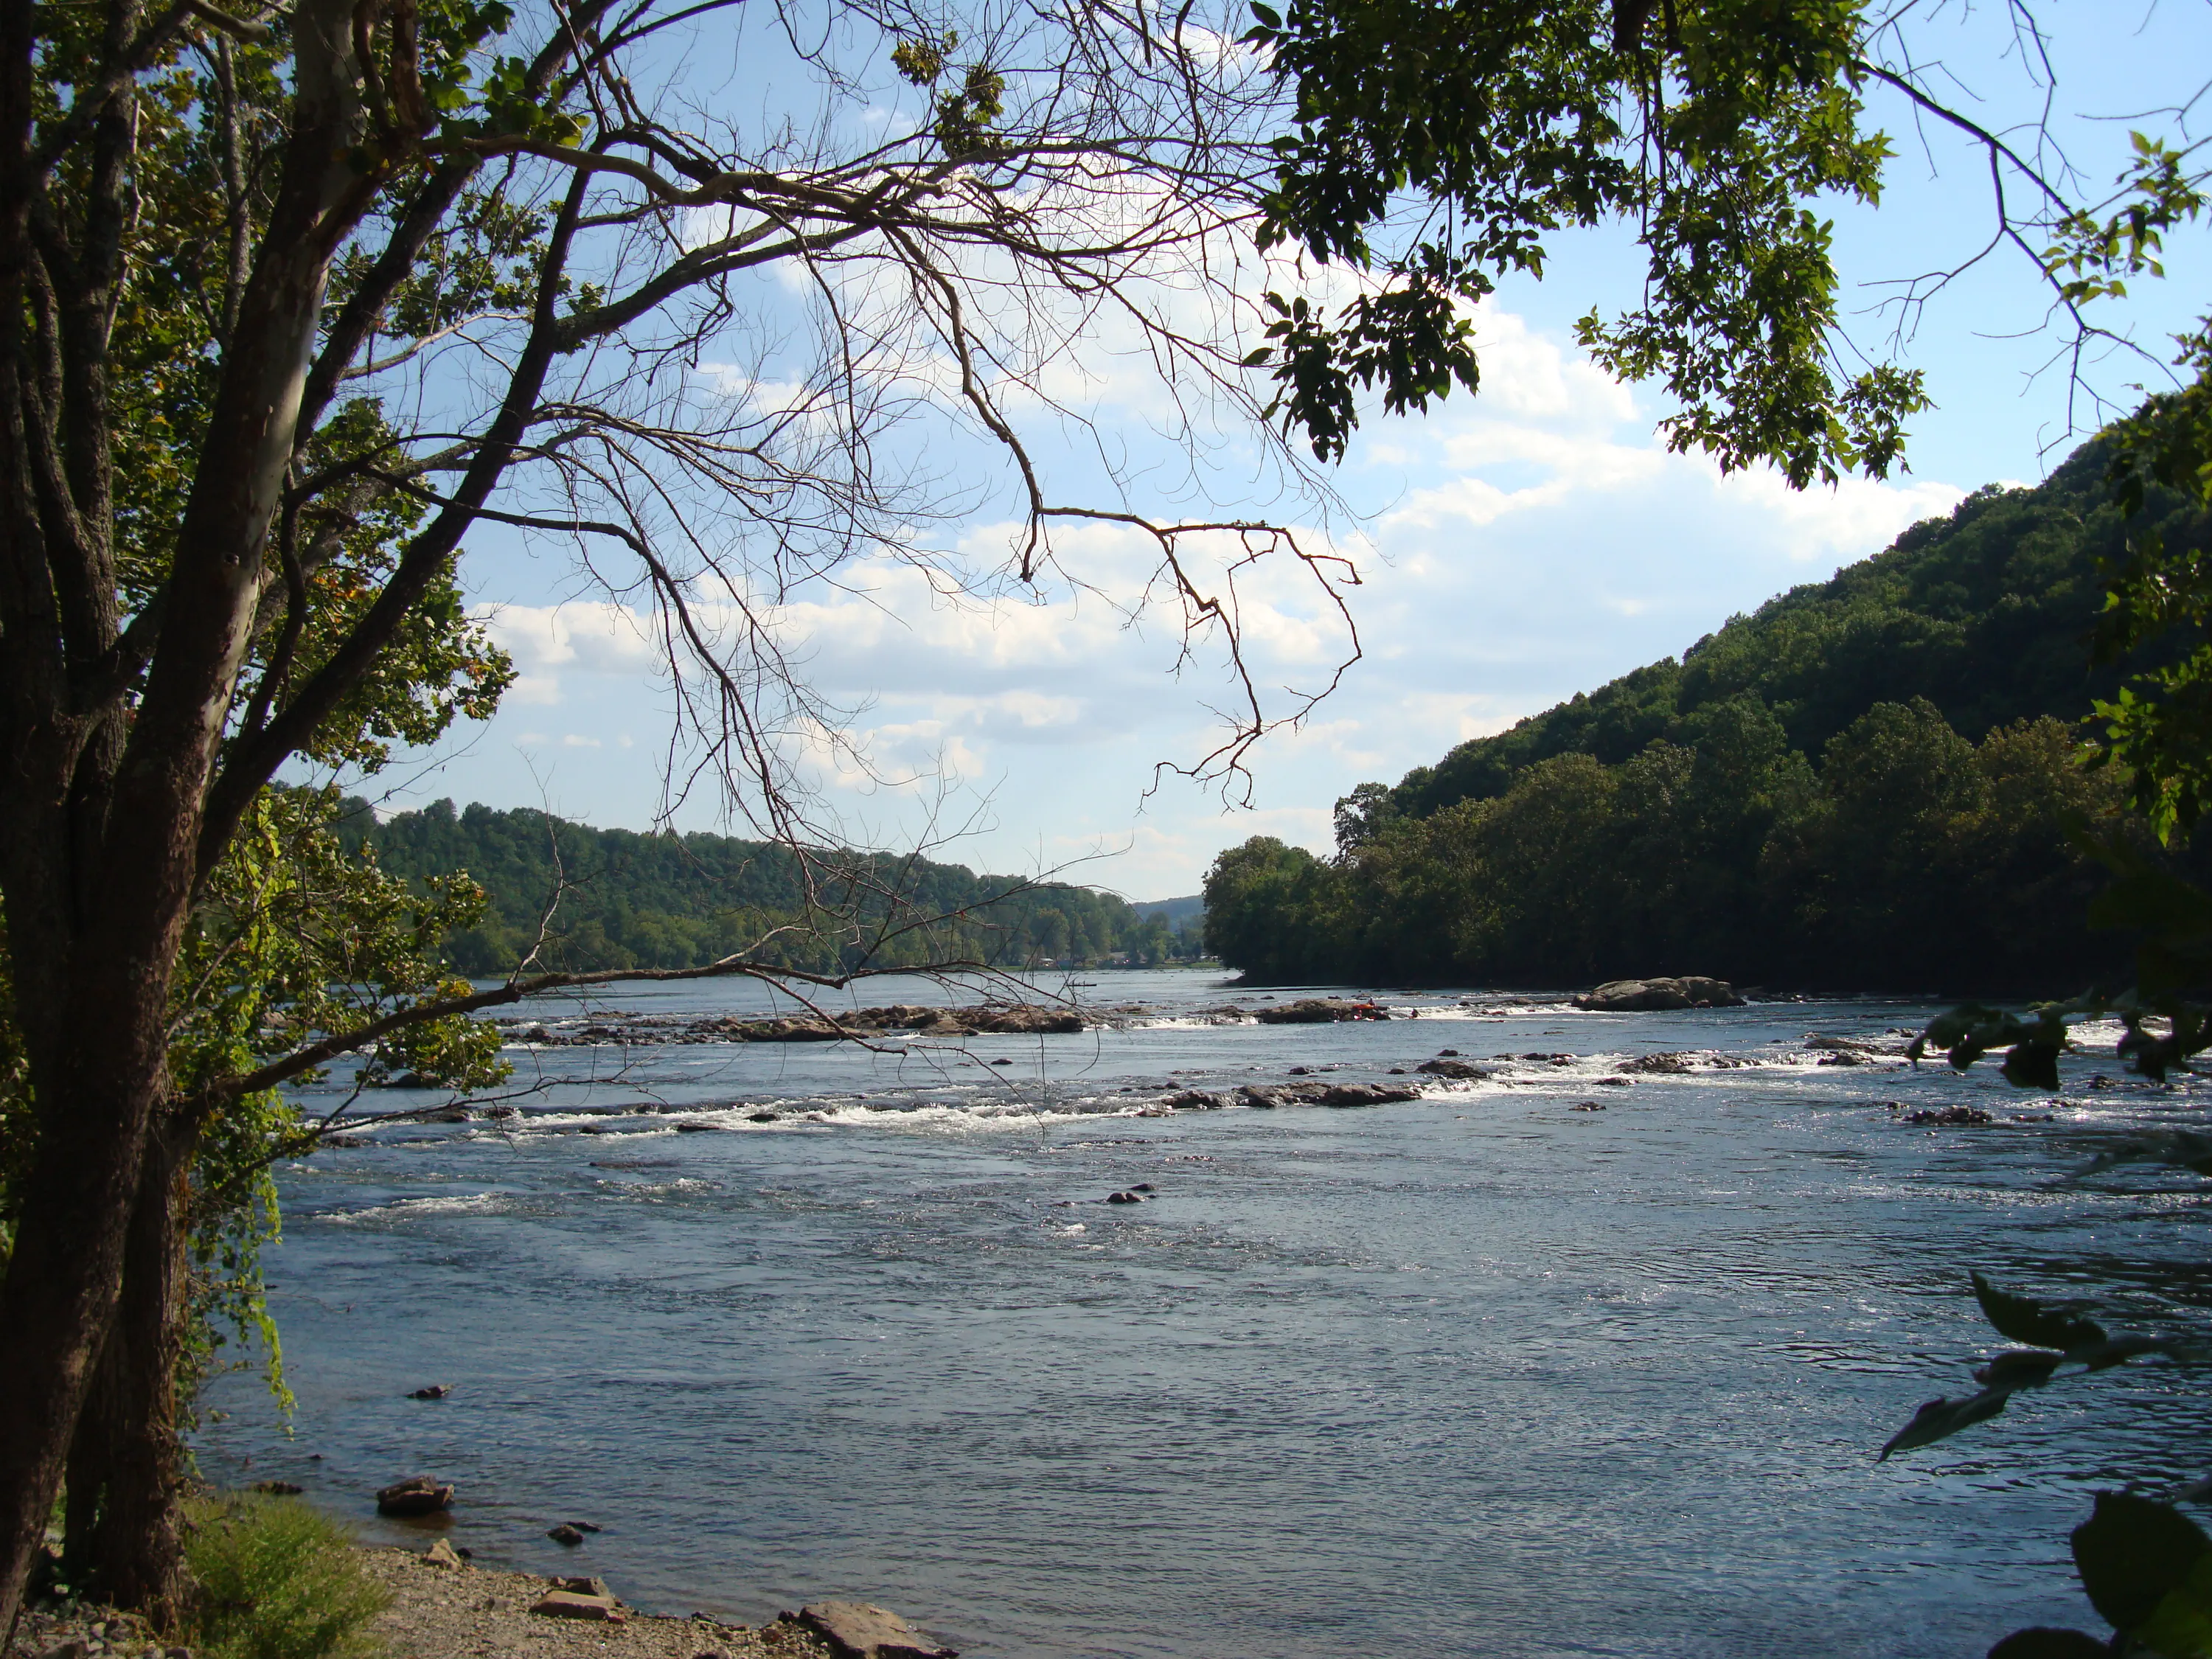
181,1495,388,1659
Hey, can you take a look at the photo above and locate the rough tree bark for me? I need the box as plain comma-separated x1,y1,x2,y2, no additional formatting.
0,0,372,1626
60,1115,192,1627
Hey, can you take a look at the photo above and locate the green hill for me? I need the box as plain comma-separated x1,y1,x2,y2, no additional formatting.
341,799,1200,977
1206,437,2212,994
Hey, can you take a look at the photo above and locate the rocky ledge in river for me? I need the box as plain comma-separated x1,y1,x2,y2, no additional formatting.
1573,977,1745,1012
1237,1079,1422,1109
1249,997,1396,1024
497,1002,1088,1048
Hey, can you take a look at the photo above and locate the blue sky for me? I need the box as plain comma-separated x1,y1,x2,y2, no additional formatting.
362,0,2212,900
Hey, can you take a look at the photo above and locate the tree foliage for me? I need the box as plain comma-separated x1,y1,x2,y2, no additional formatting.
1205,436,2205,990
1246,0,1921,480
344,798,1200,972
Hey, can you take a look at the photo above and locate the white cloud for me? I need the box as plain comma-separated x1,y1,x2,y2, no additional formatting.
426,292,1980,899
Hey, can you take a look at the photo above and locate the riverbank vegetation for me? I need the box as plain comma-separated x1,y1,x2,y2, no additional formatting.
179,1496,389,1659
341,801,1202,974
1206,439,2212,992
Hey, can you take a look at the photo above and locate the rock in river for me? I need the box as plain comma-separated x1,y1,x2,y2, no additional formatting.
1252,998,1392,1024
1905,1105,1993,1126
1161,1089,1225,1110
792,1600,959,1659
1616,1051,1697,1075
1318,1082,1420,1107
1573,977,1744,1012
733,1017,845,1042
375,1475,453,1517
1416,1057,1489,1079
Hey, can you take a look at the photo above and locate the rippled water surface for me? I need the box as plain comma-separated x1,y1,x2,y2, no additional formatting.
194,970,2212,1658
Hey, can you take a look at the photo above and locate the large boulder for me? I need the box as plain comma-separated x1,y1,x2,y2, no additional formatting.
1318,1082,1420,1107
1573,977,1744,1012
1615,1051,1697,1074
1252,998,1391,1024
1161,1089,1226,1110
961,1004,1084,1035
1238,1082,1325,1109
374,1476,453,1517
530,1591,625,1622
794,1601,959,1659
1416,1057,1490,1079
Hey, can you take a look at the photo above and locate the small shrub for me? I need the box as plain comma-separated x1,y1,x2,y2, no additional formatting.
181,1495,387,1659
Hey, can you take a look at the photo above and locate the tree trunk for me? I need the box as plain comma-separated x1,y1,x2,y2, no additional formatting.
59,1116,192,1626
0,1060,165,1633
0,0,372,1630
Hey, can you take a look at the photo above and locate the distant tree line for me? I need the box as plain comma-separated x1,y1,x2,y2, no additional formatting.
1206,440,2212,994
344,801,1203,976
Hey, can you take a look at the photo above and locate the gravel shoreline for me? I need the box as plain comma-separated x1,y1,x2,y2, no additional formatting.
4,1549,859,1659
356,1548,825,1659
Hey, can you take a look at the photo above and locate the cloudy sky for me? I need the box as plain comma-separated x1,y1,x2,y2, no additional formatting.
364,2,2212,901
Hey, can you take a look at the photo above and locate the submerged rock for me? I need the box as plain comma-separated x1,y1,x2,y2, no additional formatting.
547,1524,585,1545
407,1383,451,1400
1573,977,1744,1011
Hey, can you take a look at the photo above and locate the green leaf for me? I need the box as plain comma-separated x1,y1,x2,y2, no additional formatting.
1879,1387,2010,1459
1973,1350,2065,1387
2002,1040,2063,1090
2073,1494,2212,1644
2140,1565,2212,1658
1972,1273,2109,1353
1249,1,1281,26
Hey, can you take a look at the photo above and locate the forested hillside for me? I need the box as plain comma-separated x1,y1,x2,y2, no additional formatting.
1207,439,2212,994
341,800,1197,976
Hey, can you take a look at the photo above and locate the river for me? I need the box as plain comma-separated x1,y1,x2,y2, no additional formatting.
190,969,2212,1658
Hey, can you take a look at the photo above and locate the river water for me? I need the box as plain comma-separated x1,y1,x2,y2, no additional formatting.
192,970,2212,1658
